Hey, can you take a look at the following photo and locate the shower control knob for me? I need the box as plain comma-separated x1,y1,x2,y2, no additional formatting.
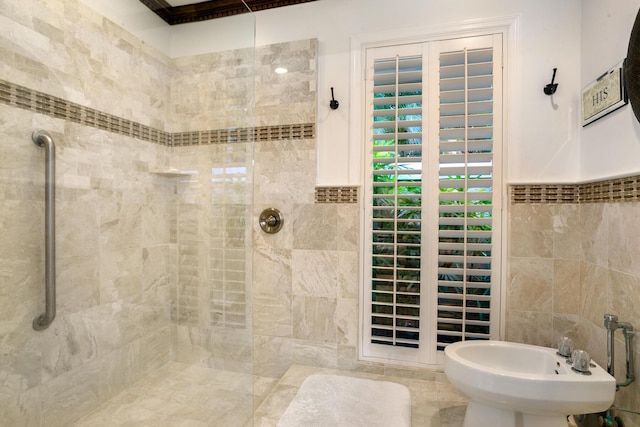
557,337,575,358
571,350,592,375
259,208,284,234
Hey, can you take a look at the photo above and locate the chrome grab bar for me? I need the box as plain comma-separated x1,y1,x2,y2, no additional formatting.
32,130,56,331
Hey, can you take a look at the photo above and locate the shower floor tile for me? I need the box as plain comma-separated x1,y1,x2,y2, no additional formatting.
72,362,277,427
72,362,467,427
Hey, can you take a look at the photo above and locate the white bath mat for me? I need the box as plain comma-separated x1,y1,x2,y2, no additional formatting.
277,374,411,427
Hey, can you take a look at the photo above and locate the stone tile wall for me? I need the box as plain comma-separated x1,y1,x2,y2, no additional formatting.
0,0,171,131
1,0,175,425
1,0,393,423
169,41,318,377
0,104,175,426
1,5,323,420
252,137,360,378
508,183,640,427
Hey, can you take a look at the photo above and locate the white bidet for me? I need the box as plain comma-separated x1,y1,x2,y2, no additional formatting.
444,340,616,427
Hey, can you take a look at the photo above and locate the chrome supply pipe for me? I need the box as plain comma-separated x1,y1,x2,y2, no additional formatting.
604,313,635,389
32,130,56,331
604,314,618,377
619,325,635,388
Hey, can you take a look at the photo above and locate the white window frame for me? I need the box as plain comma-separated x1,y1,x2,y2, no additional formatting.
351,17,518,367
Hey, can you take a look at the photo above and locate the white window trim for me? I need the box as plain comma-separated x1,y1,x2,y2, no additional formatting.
351,16,519,367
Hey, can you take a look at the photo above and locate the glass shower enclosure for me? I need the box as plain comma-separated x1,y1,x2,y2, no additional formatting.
0,0,256,424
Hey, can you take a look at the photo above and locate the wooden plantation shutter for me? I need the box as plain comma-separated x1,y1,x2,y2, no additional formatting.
368,44,425,356
362,34,502,365
435,35,502,349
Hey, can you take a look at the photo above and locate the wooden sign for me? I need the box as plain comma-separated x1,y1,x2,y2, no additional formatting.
582,59,628,126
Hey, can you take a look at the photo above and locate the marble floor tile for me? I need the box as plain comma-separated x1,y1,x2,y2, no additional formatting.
71,362,467,427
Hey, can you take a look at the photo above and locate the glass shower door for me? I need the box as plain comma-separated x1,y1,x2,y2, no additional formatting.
0,0,256,425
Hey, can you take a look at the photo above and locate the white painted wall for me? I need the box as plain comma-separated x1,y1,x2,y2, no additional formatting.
255,0,582,185
82,0,585,184
581,0,640,182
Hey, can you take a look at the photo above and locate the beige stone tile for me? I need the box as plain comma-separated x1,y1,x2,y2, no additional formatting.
292,295,337,342
607,203,640,277
579,203,608,266
408,379,439,406
253,335,293,379
253,292,292,338
253,245,292,295
0,320,42,395
99,195,143,253
337,204,360,252
438,404,466,427
201,328,253,373
252,415,280,427
141,192,174,247
0,373,41,427
337,250,359,299
580,261,610,326
99,248,143,305
552,259,581,314
0,201,40,269
56,199,100,258
436,381,468,404
253,384,299,420
336,297,358,346
139,326,172,377
291,340,338,368
142,245,172,308
608,269,640,329
505,310,553,347
253,375,279,405
508,257,553,312
253,147,317,205
292,204,338,250
40,358,104,427
411,403,442,427
40,311,101,381
509,204,554,258
55,256,99,316
386,367,438,383
552,203,581,260
292,249,338,297
336,345,359,370
164,416,210,427
551,313,581,348
171,405,216,423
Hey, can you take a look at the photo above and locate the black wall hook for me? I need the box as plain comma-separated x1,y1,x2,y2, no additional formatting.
330,87,339,110
544,68,558,95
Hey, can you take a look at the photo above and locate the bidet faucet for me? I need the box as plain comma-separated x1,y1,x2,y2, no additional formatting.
604,313,635,389
557,336,575,358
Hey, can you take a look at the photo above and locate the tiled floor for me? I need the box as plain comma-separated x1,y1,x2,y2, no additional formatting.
73,362,468,427
253,364,468,427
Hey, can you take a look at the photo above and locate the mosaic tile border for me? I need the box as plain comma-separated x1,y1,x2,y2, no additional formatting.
511,175,640,204
315,186,359,204
0,79,315,146
172,124,315,145
0,80,172,145
510,184,579,204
